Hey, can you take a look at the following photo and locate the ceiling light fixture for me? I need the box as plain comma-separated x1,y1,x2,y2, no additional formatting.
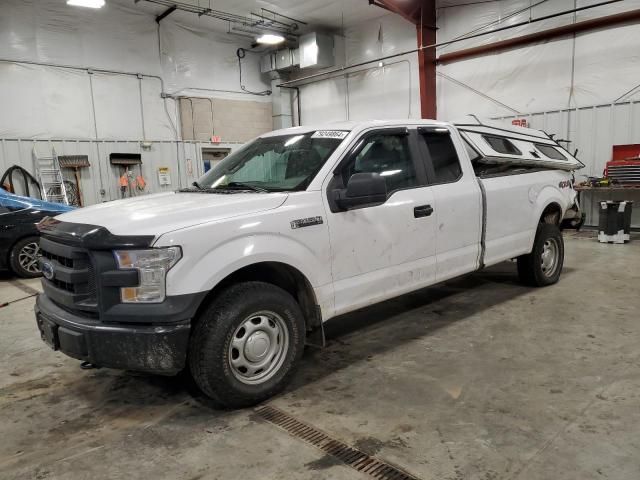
67,0,105,8
256,34,285,45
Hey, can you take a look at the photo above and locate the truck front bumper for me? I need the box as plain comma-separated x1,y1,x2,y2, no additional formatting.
35,294,190,375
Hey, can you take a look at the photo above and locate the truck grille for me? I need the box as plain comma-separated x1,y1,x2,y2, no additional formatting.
41,250,74,268
51,278,75,293
39,237,98,312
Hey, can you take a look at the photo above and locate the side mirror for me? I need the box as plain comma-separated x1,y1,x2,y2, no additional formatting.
335,172,387,210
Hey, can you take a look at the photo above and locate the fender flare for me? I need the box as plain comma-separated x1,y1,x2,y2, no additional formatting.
533,185,567,225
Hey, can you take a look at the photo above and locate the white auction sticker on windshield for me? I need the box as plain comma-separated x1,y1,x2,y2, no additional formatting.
311,130,349,139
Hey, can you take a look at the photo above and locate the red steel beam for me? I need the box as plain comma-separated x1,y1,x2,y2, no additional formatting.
369,0,423,25
437,8,640,64
372,0,437,119
417,3,437,119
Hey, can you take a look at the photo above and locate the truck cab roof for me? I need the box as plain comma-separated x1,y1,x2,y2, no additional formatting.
259,119,451,138
260,117,583,172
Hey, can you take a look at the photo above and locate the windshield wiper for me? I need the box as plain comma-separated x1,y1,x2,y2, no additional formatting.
224,182,269,193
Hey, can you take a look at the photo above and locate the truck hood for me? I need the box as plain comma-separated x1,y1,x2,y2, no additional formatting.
55,191,288,236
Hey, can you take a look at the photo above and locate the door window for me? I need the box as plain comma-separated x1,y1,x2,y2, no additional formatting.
342,133,417,193
420,131,463,184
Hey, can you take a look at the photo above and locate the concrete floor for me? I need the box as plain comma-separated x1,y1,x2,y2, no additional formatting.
1,233,639,480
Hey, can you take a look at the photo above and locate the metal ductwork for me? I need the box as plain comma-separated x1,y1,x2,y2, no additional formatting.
261,32,334,73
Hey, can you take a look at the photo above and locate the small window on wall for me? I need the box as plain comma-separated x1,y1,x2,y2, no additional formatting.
483,135,522,155
535,144,566,160
419,130,462,183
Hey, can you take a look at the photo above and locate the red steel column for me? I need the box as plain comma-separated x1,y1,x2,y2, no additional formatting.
417,1,437,119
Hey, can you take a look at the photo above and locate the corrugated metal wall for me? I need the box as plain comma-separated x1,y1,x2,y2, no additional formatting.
494,100,640,228
0,138,242,206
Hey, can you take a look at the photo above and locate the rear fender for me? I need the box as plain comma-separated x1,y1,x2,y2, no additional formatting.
528,184,569,248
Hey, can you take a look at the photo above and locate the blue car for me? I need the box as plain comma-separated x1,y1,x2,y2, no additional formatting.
0,190,74,278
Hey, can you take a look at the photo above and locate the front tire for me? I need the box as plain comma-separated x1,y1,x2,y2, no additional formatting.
517,223,564,287
188,281,305,409
9,236,42,278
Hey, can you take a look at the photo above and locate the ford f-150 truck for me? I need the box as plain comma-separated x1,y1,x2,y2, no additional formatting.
34,117,583,408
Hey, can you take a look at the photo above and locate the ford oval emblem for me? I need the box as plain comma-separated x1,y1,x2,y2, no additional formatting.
41,261,55,280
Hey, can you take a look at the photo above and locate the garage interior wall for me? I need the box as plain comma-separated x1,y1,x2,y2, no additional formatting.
302,0,640,227
436,0,640,227
0,0,271,205
296,14,421,124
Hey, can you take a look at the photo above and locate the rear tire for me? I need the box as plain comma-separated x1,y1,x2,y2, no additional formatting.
9,236,42,278
517,223,564,287
188,281,305,409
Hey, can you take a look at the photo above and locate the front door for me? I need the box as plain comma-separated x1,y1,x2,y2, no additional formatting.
323,128,438,316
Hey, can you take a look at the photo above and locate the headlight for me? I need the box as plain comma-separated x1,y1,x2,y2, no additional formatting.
113,247,182,303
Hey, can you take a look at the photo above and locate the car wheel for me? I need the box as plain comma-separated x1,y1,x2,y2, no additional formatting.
188,281,305,409
9,236,42,278
517,223,564,287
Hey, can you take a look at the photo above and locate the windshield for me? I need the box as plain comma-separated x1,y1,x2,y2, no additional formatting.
193,131,347,192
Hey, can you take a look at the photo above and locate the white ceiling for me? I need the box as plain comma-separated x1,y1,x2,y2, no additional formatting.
120,0,393,33
115,0,480,40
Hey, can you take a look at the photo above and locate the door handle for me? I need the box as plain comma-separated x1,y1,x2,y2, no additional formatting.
414,205,434,218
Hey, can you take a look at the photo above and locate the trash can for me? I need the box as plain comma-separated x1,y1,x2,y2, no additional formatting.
598,200,633,244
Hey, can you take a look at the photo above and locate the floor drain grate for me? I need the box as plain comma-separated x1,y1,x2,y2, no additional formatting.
256,405,421,480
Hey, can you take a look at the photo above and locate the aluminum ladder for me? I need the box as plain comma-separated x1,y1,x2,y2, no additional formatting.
32,146,69,205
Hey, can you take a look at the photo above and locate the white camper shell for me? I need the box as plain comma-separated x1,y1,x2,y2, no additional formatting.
454,116,584,172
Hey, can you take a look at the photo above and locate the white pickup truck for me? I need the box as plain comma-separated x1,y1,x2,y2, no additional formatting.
35,118,582,408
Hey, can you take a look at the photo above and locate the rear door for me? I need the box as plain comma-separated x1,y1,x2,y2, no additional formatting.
323,127,438,316
416,126,482,282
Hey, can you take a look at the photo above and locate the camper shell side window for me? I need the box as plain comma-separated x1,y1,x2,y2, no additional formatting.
535,144,566,161
483,135,522,156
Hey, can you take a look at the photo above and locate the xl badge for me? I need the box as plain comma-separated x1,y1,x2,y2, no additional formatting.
290,216,323,229
41,261,55,280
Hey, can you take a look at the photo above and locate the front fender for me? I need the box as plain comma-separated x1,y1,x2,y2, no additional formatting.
164,231,332,307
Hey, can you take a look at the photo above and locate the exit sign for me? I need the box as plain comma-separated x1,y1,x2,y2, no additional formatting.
211,135,222,143
512,119,528,128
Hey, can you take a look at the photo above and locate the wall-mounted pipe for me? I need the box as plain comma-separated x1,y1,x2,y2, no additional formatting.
0,57,180,141
137,74,147,140
437,7,640,64
188,98,196,141
281,60,413,124
166,86,258,97
209,98,215,136
87,71,105,200
278,85,302,126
